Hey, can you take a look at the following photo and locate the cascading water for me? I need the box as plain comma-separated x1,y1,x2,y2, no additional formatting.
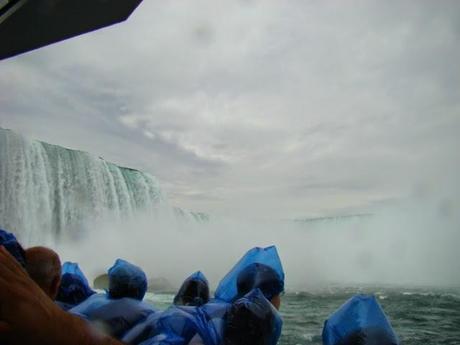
0,128,164,245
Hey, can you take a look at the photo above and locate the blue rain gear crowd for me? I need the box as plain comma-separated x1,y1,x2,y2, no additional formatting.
0,228,400,345
56,261,96,310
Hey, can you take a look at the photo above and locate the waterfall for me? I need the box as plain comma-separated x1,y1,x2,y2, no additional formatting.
0,128,164,244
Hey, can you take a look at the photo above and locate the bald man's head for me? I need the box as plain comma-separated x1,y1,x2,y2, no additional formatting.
25,247,62,300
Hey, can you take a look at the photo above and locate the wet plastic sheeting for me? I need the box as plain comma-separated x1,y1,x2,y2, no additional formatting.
70,293,156,338
124,306,199,345
174,271,210,307
322,295,399,345
157,307,209,344
56,261,95,307
70,259,151,339
215,246,284,302
127,290,282,345
236,262,284,302
62,261,90,285
0,228,25,267
151,306,221,345
123,302,231,345
225,289,283,345
70,293,110,316
138,333,185,345
108,258,147,301
122,311,163,345
200,301,231,342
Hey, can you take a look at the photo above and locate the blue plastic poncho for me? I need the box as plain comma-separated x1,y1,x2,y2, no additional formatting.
0,228,26,267
70,259,154,339
70,293,108,317
122,311,164,345
62,261,91,285
156,306,221,345
138,333,186,345
123,301,231,345
174,271,210,307
215,246,284,303
71,293,156,338
126,290,282,345
322,295,399,345
200,301,231,343
108,258,148,301
56,262,95,310
235,262,284,302
224,288,283,345
122,306,217,345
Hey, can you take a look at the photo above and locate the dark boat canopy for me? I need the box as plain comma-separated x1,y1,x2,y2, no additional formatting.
0,0,143,60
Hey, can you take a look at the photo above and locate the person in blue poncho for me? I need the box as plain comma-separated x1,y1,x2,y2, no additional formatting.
322,294,399,345
223,288,283,345
235,263,284,310
70,258,156,339
124,247,285,345
126,289,281,345
122,294,222,344
184,246,284,344
173,271,210,307
56,262,96,310
123,296,230,345
215,246,285,310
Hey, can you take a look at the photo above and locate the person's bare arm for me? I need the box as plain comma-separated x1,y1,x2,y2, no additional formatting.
0,246,124,345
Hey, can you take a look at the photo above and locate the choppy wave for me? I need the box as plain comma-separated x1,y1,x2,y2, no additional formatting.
279,287,460,345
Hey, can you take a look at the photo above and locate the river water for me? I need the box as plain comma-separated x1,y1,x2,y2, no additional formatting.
146,286,460,345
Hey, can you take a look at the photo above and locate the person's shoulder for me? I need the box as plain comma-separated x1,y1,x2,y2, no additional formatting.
108,297,155,309
139,299,158,313
69,293,108,314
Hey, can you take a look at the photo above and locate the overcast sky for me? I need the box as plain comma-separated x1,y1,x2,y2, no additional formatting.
1,0,459,219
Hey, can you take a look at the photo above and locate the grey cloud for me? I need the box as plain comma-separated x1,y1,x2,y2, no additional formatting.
1,0,460,218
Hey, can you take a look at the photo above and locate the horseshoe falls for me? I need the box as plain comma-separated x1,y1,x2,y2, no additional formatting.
0,128,165,244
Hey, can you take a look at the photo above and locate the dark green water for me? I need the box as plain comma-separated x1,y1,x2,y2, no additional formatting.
149,286,460,345
279,287,460,345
